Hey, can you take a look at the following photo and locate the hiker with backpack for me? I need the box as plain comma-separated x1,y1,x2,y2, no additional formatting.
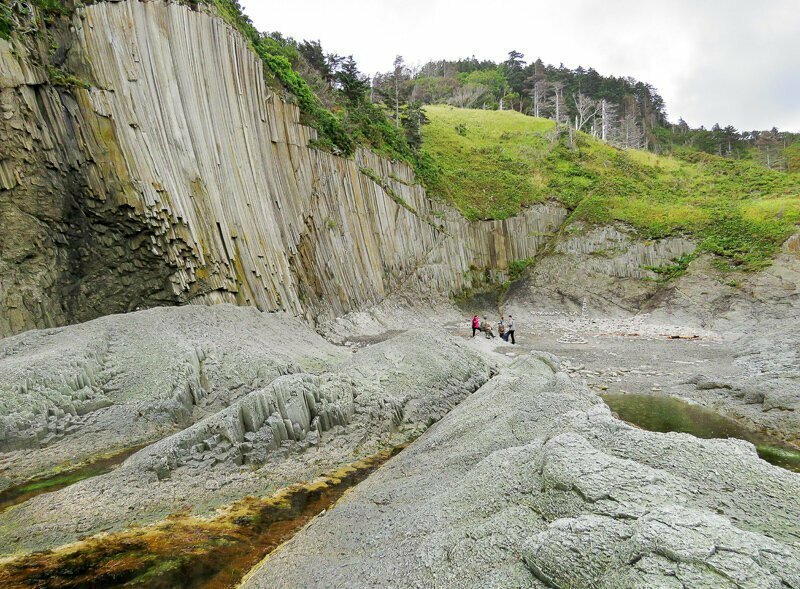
479,316,495,338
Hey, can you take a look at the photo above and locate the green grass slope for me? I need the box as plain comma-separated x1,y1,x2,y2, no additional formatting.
420,105,800,270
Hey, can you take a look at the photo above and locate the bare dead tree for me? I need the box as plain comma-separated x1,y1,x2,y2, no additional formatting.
448,84,489,108
573,92,601,133
529,79,549,118
615,112,645,149
392,55,405,128
600,99,618,143
755,130,786,170
497,80,508,111
549,81,567,126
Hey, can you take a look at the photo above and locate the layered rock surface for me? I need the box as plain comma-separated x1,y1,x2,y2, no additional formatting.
244,356,800,589
0,304,346,488
507,223,696,317
0,314,493,554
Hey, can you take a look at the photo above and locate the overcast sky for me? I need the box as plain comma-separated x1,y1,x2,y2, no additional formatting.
240,0,800,131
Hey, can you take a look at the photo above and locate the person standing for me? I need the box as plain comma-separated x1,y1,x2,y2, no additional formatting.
480,316,495,338
506,315,515,344
471,315,480,337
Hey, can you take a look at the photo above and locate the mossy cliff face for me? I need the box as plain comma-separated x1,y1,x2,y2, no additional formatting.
0,1,567,336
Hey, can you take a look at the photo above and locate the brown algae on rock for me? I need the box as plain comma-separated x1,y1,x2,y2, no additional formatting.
0,446,404,589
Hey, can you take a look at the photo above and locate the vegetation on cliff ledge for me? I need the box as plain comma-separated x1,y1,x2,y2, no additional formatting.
199,0,415,161
1,0,415,161
0,0,69,39
420,106,800,270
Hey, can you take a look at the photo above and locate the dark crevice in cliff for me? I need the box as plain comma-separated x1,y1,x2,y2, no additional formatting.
0,79,183,335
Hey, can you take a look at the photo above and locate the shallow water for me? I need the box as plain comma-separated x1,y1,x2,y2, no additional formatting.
0,446,404,589
0,445,145,513
602,393,800,473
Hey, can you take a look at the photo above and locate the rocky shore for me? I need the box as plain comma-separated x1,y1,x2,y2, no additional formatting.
244,355,800,588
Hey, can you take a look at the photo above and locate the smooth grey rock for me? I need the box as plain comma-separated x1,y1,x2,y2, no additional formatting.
0,304,346,488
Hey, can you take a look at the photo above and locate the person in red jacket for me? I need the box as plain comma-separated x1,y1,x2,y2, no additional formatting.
471,314,480,337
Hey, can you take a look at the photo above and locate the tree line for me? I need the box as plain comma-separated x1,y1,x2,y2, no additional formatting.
657,123,799,170
226,20,800,171
373,51,667,151
369,51,799,169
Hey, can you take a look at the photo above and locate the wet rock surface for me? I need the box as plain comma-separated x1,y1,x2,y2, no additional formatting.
525,326,800,443
245,356,800,589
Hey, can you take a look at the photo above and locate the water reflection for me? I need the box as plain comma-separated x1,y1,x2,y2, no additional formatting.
0,446,145,513
602,393,800,473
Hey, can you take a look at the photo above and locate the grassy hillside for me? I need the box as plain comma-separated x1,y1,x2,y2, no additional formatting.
420,105,800,270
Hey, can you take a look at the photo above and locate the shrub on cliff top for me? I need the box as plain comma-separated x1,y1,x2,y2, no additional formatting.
205,0,408,160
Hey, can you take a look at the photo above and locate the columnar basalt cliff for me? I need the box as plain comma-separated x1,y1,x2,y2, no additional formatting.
1,4,799,588
0,0,571,336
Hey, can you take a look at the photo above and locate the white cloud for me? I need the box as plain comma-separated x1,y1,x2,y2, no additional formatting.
240,0,800,130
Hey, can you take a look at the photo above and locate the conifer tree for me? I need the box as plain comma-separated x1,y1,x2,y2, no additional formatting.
337,56,369,103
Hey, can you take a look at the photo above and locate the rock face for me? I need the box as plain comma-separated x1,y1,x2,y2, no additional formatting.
0,304,346,488
0,0,568,337
0,317,493,554
640,233,800,333
244,356,800,588
0,33,180,336
508,223,697,317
